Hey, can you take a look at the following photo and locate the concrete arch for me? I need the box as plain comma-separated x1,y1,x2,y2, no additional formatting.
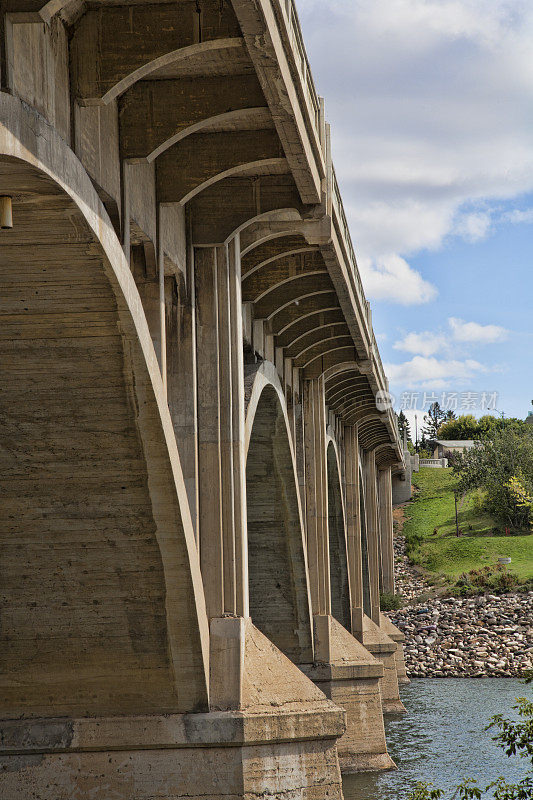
0,94,209,717
189,171,306,243
327,385,369,405
302,345,358,377
70,0,245,104
252,270,329,315
296,336,355,369
326,440,351,631
282,317,348,354
242,246,316,280
242,250,323,297
157,129,286,204
147,107,272,162
101,40,245,104
276,306,342,340
245,363,314,665
180,158,288,205
225,207,305,248
241,227,308,257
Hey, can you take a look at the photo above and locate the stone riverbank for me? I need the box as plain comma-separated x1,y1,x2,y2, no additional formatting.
389,594,533,678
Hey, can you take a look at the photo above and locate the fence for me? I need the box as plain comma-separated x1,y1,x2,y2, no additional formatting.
419,458,448,469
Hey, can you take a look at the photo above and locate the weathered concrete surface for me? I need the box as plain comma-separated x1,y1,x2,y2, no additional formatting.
362,616,406,714
0,622,345,800
0,0,408,793
303,617,396,773
380,612,410,685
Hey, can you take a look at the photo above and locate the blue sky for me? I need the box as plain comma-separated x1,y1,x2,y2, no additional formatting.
295,0,533,424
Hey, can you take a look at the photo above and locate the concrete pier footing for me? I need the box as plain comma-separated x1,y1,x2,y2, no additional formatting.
0,712,344,800
0,622,346,800
380,612,411,685
303,617,396,773
362,615,407,715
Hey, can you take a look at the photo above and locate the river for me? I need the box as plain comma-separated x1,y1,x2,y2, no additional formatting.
343,678,531,800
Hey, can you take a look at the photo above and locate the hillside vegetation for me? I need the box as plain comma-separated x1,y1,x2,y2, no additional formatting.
403,467,533,585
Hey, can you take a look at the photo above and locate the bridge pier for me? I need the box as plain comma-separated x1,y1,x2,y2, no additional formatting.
299,381,398,770
0,0,409,795
303,615,396,773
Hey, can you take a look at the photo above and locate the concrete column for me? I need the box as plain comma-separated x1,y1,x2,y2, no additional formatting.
215,242,238,616
165,271,199,537
303,376,331,660
378,466,395,595
344,423,364,640
294,395,307,536
361,456,405,714
363,449,381,626
228,235,248,619
195,242,248,620
194,246,224,620
194,242,250,709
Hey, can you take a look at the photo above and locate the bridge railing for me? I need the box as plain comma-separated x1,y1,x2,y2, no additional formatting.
275,0,399,449
331,166,388,391
280,0,325,152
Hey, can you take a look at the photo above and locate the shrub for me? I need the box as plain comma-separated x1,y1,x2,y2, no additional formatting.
452,564,520,595
380,592,405,611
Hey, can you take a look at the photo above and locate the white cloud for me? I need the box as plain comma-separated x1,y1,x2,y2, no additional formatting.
394,331,447,356
392,316,509,357
453,211,492,242
357,254,437,305
296,0,533,303
501,207,533,224
449,317,509,343
384,355,487,389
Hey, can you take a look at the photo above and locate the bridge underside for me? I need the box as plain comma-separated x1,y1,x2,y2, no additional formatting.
0,0,407,797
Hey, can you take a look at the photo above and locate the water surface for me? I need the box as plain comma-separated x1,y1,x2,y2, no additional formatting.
343,678,531,800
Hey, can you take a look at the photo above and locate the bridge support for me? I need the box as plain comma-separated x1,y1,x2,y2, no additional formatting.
302,379,397,771
0,640,345,800
0,0,409,792
302,616,396,773
193,243,346,797
380,612,410,686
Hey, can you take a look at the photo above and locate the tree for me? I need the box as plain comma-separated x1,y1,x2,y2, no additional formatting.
455,427,533,530
438,414,484,440
423,402,446,438
506,476,533,532
398,410,412,442
437,415,526,441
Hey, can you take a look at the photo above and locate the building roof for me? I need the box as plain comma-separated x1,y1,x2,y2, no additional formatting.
435,440,476,448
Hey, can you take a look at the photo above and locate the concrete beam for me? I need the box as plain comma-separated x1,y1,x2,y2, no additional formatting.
71,1,242,103
120,74,268,160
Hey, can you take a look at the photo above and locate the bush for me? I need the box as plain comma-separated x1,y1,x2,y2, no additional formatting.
456,428,533,530
380,592,405,610
451,564,520,595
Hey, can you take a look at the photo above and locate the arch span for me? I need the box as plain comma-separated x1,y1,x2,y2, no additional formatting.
326,440,351,631
245,363,314,665
0,94,209,718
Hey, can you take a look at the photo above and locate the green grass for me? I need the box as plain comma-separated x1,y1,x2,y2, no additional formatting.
403,468,533,582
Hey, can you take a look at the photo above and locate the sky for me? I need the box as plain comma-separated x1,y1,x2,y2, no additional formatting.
295,0,533,431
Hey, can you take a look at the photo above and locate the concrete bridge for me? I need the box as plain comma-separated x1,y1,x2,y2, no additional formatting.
0,1,409,797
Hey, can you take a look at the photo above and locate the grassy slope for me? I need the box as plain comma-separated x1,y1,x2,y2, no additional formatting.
403,467,533,581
